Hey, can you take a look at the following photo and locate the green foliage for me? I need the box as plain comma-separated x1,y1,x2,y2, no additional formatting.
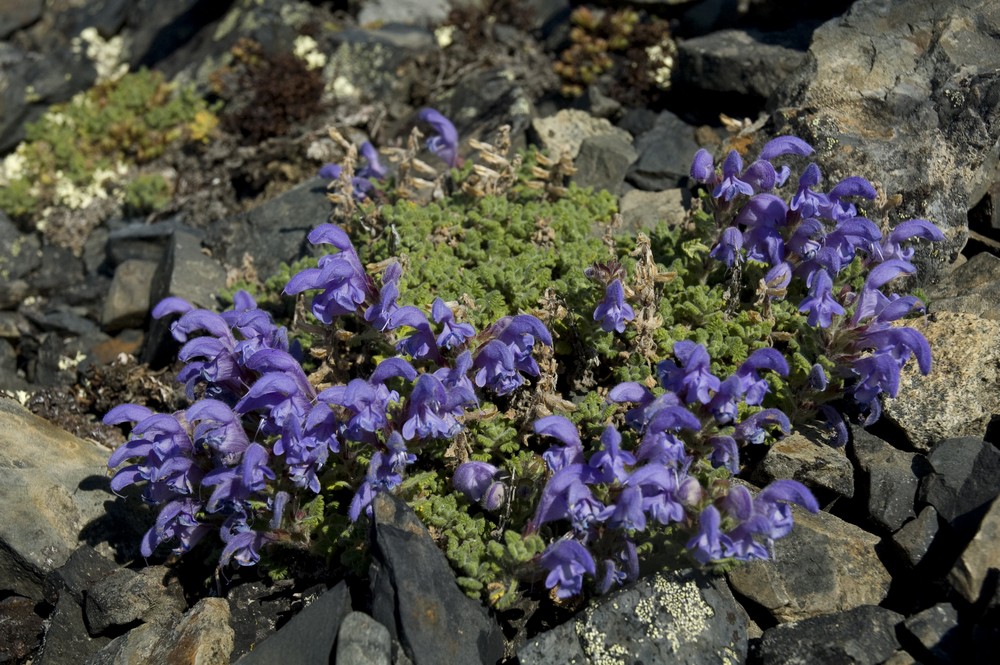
122,173,171,216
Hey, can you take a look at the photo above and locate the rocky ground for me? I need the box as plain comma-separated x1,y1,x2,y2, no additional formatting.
1,0,1000,663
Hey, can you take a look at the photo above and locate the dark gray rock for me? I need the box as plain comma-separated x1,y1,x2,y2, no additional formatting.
43,545,119,606
627,111,700,191
918,437,1000,531
618,188,689,234
335,611,392,665
0,0,43,39
358,0,451,27
900,603,962,664
84,566,186,635
101,259,158,332
927,252,1000,321
369,493,504,665
36,594,112,665
519,569,748,665
892,505,940,568
768,0,1000,284
0,595,45,663
572,133,638,195
0,212,42,282
948,494,1000,604
755,429,854,500
435,65,536,153
756,605,903,665
226,580,298,661
22,306,100,338
105,218,185,268
236,582,350,665
675,28,809,100
850,426,921,530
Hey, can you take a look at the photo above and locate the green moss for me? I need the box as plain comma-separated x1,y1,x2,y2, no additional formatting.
122,173,171,216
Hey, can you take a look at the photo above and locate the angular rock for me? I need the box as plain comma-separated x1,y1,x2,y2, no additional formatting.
755,430,854,500
618,188,689,234
675,28,809,100
335,611,392,665
101,259,158,332
0,595,45,663
900,603,962,664
0,397,117,600
892,506,940,568
726,502,891,622
918,436,1000,530
85,566,186,635
105,218,184,268
627,110,700,191
884,311,1000,450
519,569,748,665
226,580,298,661
927,252,1000,321
435,65,536,150
850,426,921,530
370,493,504,665
43,545,119,606
948,495,1000,604
0,212,42,282
358,0,451,27
235,583,350,665
572,133,637,195
0,0,43,39
882,650,920,665
86,597,233,665
769,0,1000,284
756,605,903,665
531,109,632,160
36,594,112,665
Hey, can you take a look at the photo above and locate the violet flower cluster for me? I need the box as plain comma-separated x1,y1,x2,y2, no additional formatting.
105,220,551,569
455,341,818,599
691,136,943,432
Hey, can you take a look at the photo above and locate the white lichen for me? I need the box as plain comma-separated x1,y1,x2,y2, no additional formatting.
71,27,128,83
294,35,327,70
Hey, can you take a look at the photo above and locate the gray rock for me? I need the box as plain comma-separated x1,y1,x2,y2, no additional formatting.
324,27,434,104
768,0,1000,284
884,311,1000,450
572,133,638,195
918,436,1000,530
675,28,809,99
0,0,43,39
43,545,119,606
726,501,891,622
926,252,1000,321
900,603,962,664
85,566,186,635
882,650,919,665
627,111,700,191
226,580,297,661
236,583,350,665
948,495,1000,604
86,597,233,665
105,218,184,268
531,110,632,161
519,569,748,665
36,594,112,665
0,595,45,663
358,0,452,27
335,612,392,665
435,65,536,151
756,605,903,665
892,505,939,568
0,212,42,282
755,429,855,500
618,188,689,234
101,260,159,332
850,427,921,530
370,493,504,665
0,397,116,600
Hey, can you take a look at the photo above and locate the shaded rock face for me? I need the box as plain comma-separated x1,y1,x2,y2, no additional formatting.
769,0,1000,284
755,604,903,665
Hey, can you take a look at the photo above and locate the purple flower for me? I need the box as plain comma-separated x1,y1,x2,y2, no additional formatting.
594,279,635,334
626,464,685,526
534,415,585,472
709,227,744,267
708,435,740,473
472,339,522,395
402,373,462,440
588,425,635,484
418,108,460,168
219,519,272,568
734,408,791,445
284,225,374,324
140,499,209,558
539,539,596,599
365,262,402,331
186,399,250,465
530,463,601,531
431,298,476,349
789,163,829,219
659,341,720,405
754,479,819,540
690,149,715,183
600,485,646,531
877,219,944,262
453,461,499,502
687,505,724,564
798,269,844,328
735,347,789,406
713,150,754,201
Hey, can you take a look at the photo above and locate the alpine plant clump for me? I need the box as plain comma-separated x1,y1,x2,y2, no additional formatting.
105,112,941,605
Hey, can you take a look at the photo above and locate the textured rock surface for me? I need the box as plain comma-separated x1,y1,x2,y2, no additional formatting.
572,133,637,195
899,603,962,663
918,436,1000,529
892,505,940,568
531,110,632,161
755,430,855,499
949,496,1000,603
928,252,1000,321
850,427,922,531
335,611,393,665
756,605,903,665
519,569,748,665
884,312,1000,450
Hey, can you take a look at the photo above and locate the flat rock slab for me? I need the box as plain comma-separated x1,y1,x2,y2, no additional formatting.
0,397,116,599
519,569,747,665
756,605,903,665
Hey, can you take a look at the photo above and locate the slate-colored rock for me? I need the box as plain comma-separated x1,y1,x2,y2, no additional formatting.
226,580,299,661
892,505,940,568
105,218,185,268
101,259,158,332
850,426,921,531
618,188,689,234
768,0,1000,284
43,545,119,606
236,582,351,665
519,569,748,665
358,0,451,27
572,133,637,195
85,565,186,635
0,212,42,282
335,611,393,665
948,495,1000,604
756,605,903,665
0,0,43,39
927,252,1000,321
36,594,112,665
86,597,233,665
755,430,855,500
884,312,1000,450
899,603,962,664
727,500,891,622
626,110,700,191
675,28,809,100
531,109,632,160
0,595,45,663
0,397,117,600
918,436,1000,531
370,493,504,665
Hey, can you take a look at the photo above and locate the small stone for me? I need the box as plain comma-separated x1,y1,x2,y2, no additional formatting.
927,252,1000,321
756,605,902,665
43,545,119,606
618,188,689,234
918,436,1000,531
101,259,159,332
335,612,392,665
85,566,186,635
850,426,921,530
892,505,940,568
36,594,112,665
755,429,854,500
0,595,45,663
626,111,700,191
531,110,631,161
948,495,1000,603
572,133,637,195
900,603,961,664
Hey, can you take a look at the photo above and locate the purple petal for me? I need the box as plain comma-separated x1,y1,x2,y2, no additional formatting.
759,136,814,161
